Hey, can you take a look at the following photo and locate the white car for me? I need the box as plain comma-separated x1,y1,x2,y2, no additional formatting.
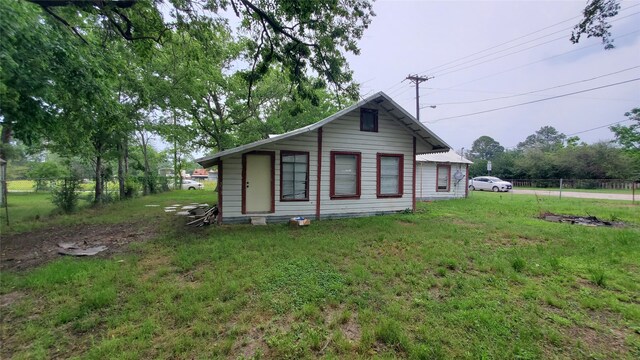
469,176,512,192
181,179,204,190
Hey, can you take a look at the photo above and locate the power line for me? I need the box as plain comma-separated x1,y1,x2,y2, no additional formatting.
427,77,640,123
439,29,640,92
419,14,582,75
432,11,640,79
417,4,640,77
421,65,640,108
567,119,633,136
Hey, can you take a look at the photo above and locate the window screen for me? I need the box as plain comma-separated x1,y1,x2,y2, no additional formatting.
437,165,450,191
378,155,403,196
331,152,360,198
281,152,308,200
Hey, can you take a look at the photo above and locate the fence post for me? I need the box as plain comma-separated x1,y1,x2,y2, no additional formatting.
559,178,563,200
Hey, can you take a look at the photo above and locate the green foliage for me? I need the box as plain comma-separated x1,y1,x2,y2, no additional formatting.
123,176,140,198
51,175,81,213
468,135,504,161
571,0,621,49
589,268,607,287
511,257,526,273
260,258,345,313
517,126,566,151
375,318,410,352
2,191,640,358
26,161,66,191
610,108,640,176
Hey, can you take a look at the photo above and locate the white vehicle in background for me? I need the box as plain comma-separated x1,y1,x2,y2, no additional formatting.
181,179,204,190
469,176,512,192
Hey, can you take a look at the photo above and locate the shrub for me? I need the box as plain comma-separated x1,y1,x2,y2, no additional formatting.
589,268,606,287
51,176,81,213
511,257,526,273
123,176,139,198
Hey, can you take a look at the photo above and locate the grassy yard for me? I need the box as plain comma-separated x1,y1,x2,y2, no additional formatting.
0,189,216,234
1,192,639,359
514,186,637,195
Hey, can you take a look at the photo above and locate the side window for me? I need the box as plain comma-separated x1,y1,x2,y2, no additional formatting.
360,108,378,132
377,153,403,197
281,151,309,201
437,164,451,192
330,151,361,199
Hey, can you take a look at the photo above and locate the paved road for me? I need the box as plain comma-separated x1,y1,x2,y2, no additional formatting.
511,189,636,201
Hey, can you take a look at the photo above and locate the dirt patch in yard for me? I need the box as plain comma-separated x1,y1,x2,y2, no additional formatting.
540,212,624,227
0,222,158,271
0,291,25,308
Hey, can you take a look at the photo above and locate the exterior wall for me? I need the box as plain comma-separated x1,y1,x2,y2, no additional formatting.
221,130,319,222
319,106,414,215
219,103,416,223
416,162,468,201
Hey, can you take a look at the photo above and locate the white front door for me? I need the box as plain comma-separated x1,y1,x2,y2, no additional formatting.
244,153,272,213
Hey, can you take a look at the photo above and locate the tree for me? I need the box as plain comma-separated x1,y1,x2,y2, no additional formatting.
517,126,567,151
610,108,640,177
571,0,621,49
610,108,640,151
468,136,504,161
26,0,374,103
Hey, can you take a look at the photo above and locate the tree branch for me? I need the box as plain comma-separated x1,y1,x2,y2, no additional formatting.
43,7,89,45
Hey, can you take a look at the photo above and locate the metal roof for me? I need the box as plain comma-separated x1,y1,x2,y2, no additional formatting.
416,149,473,164
196,91,451,168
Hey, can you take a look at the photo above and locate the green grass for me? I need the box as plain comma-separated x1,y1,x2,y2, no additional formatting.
0,189,216,235
515,186,637,194
1,192,639,359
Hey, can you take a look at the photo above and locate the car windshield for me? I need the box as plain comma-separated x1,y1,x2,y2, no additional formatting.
487,177,502,181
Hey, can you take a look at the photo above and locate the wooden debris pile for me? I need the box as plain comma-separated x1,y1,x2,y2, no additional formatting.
164,203,218,227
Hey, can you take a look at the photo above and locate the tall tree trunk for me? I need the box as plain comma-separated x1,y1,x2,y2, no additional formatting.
94,154,102,205
117,141,125,199
0,123,12,208
139,131,151,195
124,139,128,175
173,112,178,190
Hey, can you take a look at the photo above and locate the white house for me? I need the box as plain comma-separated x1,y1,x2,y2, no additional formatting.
196,92,450,224
416,150,472,201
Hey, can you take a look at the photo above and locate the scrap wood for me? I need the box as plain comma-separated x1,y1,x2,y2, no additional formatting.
58,245,107,256
186,206,218,227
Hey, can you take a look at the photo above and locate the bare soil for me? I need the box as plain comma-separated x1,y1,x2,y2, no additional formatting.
539,212,624,227
0,222,158,271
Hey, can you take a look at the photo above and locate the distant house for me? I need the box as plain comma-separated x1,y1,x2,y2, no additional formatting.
196,92,450,224
416,150,472,201
191,168,209,180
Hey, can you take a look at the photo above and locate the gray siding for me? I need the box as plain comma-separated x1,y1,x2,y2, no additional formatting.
417,162,468,200
319,106,413,215
219,103,417,223
221,130,318,219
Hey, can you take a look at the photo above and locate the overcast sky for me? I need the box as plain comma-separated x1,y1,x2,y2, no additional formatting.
346,0,640,153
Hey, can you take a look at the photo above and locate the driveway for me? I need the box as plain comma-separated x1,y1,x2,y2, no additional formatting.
511,189,637,201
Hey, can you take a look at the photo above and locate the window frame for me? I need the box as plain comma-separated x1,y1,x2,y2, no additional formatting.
280,150,310,202
360,108,378,132
436,164,451,192
376,153,404,198
330,151,361,200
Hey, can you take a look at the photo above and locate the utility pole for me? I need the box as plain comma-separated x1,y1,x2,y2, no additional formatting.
405,74,433,121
